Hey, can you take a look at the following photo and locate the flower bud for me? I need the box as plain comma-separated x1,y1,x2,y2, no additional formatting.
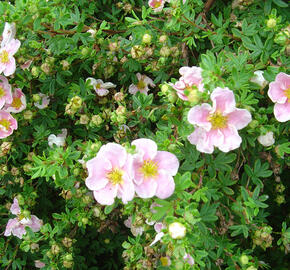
62,237,73,248
246,267,257,270
160,46,171,57
170,46,179,57
79,115,90,125
30,243,39,252
159,35,167,43
87,29,97,38
51,244,61,255
61,60,70,71
116,105,126,115
91,115,103,126
33,94,41,102
142,33,152,44
0,142,12,156
31,66,40,77
276,195,285,204
267,18,276,28
23,163,32,172
63,260,73,269
168,91,177,103
0,165,8,176
240,255,249,265
93,207,101,217
81,217,89,224
275,184,285,193
131,45,144,59
258,131,275,147
161,84,169,94
114,92,125,102
70,96,82,109
11,167,19,176
81,47,91,57
109,42,118,52
41,63,50,74
168,222,186,239
45,57,55,65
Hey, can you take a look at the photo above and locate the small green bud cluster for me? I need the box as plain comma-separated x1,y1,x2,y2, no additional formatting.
252,226,273,249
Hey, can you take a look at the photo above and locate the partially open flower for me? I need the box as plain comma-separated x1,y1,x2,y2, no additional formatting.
4,88,26,113
148,0,165,12
0,75,12,109
250,70,268,89
187,87,252,153
170,66,204,101
86,77,116,96
129,73,155,95
0,111,17,139
34,93,50,109
48,129,67,148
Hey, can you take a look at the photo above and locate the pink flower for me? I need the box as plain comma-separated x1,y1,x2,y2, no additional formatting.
187,87,252,153
148,0,165,12
129,73,155,95
0,39,21,76
34,260,45,269
4,88,26,113
4,198,42,239
268,72,290,122
86,77,116,96
183,253,194,265
85,143,135,205
0,110,17,139
171,66,204,101
0,75,12,109
131,138,179,199
34,93,50,109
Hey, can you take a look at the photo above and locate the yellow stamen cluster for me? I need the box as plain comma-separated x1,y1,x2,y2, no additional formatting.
208,111,228,130
285,87,290,101
0,86,5,97
11,97,22,109
140,159,158,179
137,80,146,90
0,50,9,64
107,168,124,185
0,119,11,131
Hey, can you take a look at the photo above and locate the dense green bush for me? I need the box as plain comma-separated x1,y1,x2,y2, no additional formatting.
0,0,289,269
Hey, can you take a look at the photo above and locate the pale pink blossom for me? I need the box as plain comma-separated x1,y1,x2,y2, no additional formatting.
4,88,26,113
34,260,45,268
86,77,116,96
250,70,268,89
129,73,155,95
0,75,12,109
131,138,179,199
183,253,194,265
85,143,135,205
171,66,204,101
20,60,32,70
1,22,16,47
34,93,50,109
148,0,165,12
268,72,290,122
0,39,21,76
4,198,42,239
187,87,252,153
0,110,17,139
48,129,67,148
258,131,275,147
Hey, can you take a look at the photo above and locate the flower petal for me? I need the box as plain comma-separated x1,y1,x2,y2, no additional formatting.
218,126,242,152
93,184,118,205
227,108,252,130
154,151,179,176
155,171,175,199
135,178,158,198
187,127,214,154
273,102,290,122
98,143,128,168
211,87,236,114
187,103,212,131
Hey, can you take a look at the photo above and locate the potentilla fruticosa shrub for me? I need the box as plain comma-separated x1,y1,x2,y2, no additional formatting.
0,0,289,269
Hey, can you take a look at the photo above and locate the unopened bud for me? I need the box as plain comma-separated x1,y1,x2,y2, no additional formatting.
79,115,90,125
142,33,152,44
267,18,276,28
168,222,186,239
159,35,167,43
160,46,171,57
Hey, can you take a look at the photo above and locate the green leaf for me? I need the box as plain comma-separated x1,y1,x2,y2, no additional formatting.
272,0,288,7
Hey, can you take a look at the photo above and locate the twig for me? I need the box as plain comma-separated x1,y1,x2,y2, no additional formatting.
204,0,216,13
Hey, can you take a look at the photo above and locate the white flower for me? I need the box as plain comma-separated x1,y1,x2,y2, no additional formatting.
168,222,186,239
1,22,16,47
150,231,164,246
258,131,275,147
34,93,50,109
86,77,116,96
250,71,268,89
48,129,67,148
87,29,97,38
128,73,155,95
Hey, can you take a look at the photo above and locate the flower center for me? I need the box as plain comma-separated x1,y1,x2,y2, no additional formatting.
0,119,11,131
11,97,22,109
0,50,9,64
285,87,290,101
95,83,101,89
153,0,162,8
160,257,170,266
208,111,228,130
137,80,146,90
140,159,158,179
0,86,5,97
107,168,124,185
